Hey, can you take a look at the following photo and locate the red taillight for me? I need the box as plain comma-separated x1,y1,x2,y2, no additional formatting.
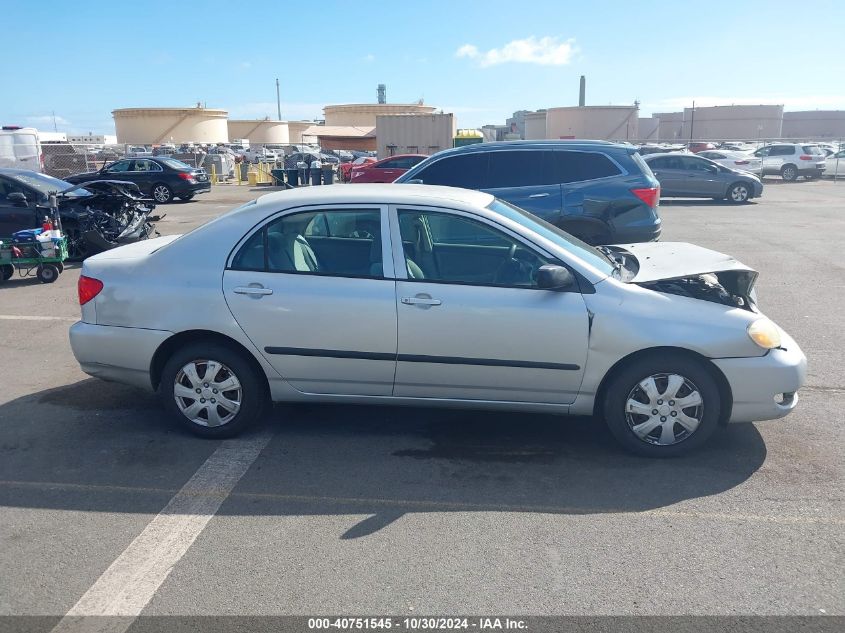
78,275,103,305
799,155,813,161
177,172,194,180
734,160,749,165
631,186,659,208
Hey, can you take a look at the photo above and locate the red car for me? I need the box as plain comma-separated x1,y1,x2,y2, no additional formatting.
339,156,376,182
350,154,427,183
687,142,717,154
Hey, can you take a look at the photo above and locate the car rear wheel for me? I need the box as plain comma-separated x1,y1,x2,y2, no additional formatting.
727,182,750,203
781,165,798,182
152,183,173,203
160,342,266,438
602,353,721,457
1,264,13,281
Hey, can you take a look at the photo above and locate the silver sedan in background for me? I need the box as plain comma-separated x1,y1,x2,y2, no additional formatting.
69,185,805,457
644,152,764,203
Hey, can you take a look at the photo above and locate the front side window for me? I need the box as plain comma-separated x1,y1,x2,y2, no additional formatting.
231,209,383,278
414,154,489,188
107,160,132,173
131,159,160,172
398,209,549,287
487,151,547,188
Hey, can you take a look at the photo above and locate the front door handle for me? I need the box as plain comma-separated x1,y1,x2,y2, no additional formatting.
401,296,441,306
234,285,273,296
529,192,550,198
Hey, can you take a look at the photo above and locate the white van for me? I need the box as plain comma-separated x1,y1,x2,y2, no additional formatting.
0,126,43,172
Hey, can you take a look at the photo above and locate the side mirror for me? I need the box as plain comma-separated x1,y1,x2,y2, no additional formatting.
706,164,719,173
8,191,28,206
537,264,575,291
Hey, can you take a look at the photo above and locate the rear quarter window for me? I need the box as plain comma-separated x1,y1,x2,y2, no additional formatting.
547,150,622,183
802,146,824,155
415,154,489,188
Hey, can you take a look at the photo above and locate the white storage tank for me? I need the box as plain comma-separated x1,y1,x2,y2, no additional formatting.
113,106,229,144
227,120,290,145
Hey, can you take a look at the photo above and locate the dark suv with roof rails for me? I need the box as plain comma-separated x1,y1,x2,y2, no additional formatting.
395,140,661,245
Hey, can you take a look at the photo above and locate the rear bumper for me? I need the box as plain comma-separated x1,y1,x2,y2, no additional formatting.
712,333,807,423
69,321,172,392
611,220,662,244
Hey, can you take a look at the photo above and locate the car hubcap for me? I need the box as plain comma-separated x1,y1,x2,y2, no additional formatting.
732,186,748,201
784,168,795,179
174,359,242,427
625,373,704,446
154,186,170,202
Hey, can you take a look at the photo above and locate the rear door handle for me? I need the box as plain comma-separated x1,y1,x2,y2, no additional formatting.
401,297,441,306
529,193,550,198
234,286,273,296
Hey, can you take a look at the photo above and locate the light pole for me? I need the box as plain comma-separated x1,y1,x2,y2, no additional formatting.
276,78,281,120
689,100,695,144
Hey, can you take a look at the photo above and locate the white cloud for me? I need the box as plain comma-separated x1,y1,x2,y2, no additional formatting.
456,36,578,67
362,53,375,63
26,115,70,125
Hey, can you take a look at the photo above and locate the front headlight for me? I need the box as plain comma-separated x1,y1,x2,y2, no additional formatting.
748,318,782,349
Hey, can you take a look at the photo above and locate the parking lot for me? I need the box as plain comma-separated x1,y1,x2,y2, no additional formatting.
1,180,843,626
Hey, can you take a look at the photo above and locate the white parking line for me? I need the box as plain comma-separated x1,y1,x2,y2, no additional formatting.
50,431,272,633
0,315,77,322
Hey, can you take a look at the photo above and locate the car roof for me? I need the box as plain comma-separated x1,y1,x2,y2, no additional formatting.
252,183,494,210
428,139,628,158
642,152,697,159
379,153,427,159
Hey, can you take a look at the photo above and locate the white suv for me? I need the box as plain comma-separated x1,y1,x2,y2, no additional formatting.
753,143,826,181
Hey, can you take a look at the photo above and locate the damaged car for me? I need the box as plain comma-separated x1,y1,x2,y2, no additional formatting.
69,185,806,457
0,169,157,259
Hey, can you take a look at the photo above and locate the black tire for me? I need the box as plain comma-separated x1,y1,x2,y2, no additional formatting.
37,264,60,284
55,262,64,273
179,194,195,201
152,183,174,203
160,341,267,438
0,264,13,281
727,182,750,204
602,352,722,457
781,164,798,182
64,222,88,260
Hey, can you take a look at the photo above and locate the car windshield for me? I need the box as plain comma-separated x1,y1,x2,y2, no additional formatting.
487,199,616,276
158,157,192,170
9,172,91,198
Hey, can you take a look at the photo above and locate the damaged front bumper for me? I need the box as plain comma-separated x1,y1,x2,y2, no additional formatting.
712,329,807,423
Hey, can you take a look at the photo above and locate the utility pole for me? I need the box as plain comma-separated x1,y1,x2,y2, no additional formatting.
275,78,281,120
689,100,696,143
52,111,57,132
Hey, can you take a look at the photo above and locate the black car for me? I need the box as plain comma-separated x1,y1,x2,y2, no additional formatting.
0,169,156,259
396,140,661,245
66,156,210,203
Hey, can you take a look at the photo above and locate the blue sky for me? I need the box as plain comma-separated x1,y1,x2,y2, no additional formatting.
5,0,844,134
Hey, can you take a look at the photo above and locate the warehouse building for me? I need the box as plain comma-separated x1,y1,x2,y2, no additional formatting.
376,113,455,159
782,111,845,139
543,105,639,140
652,112,684,141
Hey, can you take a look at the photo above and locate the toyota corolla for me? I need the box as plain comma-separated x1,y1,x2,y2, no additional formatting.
69,185,806,456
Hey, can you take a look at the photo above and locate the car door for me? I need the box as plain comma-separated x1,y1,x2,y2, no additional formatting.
0,177,39,235
681,156,725,196
103,159,134,182
128,159,162,194
222,204,397,396
551,150,623,226
648,155,685,195
482,150,563,223
390,206,589,404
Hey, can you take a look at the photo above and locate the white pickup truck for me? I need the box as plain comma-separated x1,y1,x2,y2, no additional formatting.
240,147,279,163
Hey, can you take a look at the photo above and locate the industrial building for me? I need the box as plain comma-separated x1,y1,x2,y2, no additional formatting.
782,111,845,139
323,103,437,128
227,120,291,145
376,113,455,159
112,106,229,144
637,117,659,141
651,112,684,141
523,106,639,141
302,125,377,152
680,104,783,140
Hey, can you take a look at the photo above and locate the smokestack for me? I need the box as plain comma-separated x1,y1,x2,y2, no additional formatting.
377,84,386,104
579,75,586,107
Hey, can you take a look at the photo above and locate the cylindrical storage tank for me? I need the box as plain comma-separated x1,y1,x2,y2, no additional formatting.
545,106,639,141
324,104,437,128
228,120,290,145
287,121,314,144
112,107,229,144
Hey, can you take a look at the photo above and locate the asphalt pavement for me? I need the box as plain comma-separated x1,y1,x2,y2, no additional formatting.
0,179,842,629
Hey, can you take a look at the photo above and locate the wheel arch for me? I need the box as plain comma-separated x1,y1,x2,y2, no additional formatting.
593,346,733,426
150,329,269,397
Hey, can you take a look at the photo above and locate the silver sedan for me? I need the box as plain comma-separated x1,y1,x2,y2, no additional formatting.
69,185,806,456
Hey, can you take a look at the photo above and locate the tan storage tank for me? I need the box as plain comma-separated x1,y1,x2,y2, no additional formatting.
324,104,437,128
287,121,315,144
545,106,639,141
227,120,290,145
113,107,228,144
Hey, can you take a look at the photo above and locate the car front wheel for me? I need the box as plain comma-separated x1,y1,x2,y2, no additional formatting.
603,354,721,457
160,342,266,438
727,182,750,203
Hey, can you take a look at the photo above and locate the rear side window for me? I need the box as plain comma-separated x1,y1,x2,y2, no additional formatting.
415,154,489,188
771,145,794,156
487,151,547,187
802,146,823,155
547,151,622,183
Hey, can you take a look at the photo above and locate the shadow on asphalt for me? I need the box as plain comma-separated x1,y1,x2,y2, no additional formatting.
0,379,767,538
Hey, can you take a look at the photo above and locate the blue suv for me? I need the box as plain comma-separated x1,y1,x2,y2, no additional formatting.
395,140,661,245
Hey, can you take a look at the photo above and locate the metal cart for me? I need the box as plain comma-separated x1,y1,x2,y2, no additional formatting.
0,235,68,284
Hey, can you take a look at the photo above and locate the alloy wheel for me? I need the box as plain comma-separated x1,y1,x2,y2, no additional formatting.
624,373,704,446
153,185,172,202
730,184,749,202
173,359,242,427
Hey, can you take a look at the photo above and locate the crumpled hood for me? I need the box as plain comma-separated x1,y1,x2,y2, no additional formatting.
613,241,756,282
